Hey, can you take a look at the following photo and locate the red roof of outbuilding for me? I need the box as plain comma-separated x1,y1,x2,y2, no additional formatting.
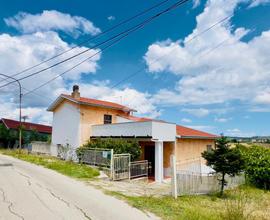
117,115,217,139
1,118,52,134
176,125,218,139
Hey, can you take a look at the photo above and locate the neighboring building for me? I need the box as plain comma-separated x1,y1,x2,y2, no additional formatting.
48,85,218,182
0,118,52,146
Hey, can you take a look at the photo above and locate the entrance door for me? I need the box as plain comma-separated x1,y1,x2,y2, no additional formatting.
144,146,155,177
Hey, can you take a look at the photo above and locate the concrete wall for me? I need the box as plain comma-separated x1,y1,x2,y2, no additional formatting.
92,121,176,142
31,141,51,155
51,101,80,153
176,138,215,162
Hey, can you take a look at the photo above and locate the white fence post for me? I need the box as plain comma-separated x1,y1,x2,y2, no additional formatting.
170,154,177,199
110,149,114,180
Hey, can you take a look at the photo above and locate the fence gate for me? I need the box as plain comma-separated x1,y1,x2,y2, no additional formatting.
112,154,130,181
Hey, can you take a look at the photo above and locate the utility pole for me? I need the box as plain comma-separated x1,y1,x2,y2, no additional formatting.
0,73,22,150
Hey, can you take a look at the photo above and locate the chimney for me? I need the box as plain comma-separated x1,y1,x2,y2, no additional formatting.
71,85,80,99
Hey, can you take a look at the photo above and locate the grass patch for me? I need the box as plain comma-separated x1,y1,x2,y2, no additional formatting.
0,149,99,180
107,186,270,220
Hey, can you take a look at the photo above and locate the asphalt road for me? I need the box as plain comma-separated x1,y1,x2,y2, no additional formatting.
0,154,158,220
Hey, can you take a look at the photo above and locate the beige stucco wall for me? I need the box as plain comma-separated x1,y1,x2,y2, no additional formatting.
79,105,129,146
176,138,215,162
163,142,174,169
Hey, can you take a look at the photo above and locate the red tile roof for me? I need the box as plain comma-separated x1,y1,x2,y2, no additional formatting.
59,94,136,112
1,118,52,134
176,125,218,139
118,115,217,139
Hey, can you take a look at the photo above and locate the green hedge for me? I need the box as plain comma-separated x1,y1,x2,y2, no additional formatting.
77,138,141,161
239,145,270,190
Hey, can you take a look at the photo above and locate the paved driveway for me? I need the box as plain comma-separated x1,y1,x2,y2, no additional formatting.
0,154,158,220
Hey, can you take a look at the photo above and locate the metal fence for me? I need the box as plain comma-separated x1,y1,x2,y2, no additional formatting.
112,154,130,181
78,149,150,181
171,155,245,197
130,160,150,179
81,148,113,167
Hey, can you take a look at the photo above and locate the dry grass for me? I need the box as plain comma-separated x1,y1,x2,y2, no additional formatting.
108,186,270,220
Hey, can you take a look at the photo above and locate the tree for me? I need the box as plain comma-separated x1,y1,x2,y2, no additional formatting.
239,145,270,190
202,136,245,196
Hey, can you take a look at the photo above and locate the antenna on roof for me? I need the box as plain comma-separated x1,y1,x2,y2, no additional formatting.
22,115,29,122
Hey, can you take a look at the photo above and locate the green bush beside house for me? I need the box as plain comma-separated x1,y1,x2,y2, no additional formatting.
76,138,141,161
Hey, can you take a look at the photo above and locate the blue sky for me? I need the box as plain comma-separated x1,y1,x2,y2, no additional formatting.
0,0,270,137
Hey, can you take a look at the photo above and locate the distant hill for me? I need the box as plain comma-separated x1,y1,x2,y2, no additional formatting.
228,136,270,143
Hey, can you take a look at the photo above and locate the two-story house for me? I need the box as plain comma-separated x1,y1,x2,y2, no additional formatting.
48,85,218,182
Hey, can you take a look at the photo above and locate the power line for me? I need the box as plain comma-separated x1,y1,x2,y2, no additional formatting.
0,0,171,83
110,14,232,89
0,75,54,101
24,6,230,97
23,0,190,96
0,0,191,90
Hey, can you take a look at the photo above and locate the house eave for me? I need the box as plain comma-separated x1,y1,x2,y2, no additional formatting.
177,135,217,140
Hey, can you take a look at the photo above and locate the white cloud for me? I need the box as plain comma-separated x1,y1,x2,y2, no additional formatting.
0,31,101,107
182,108,210,117
5,10,101,36
0,11,103,124
77,81,161,118
254,89,270,104
185,125,217,134
214,117,231,122
0,99,52,125
181,118,192,123
225,128,255,137
107,16,115,21
249,0,270,7
193,0,201,8
145,0,270,108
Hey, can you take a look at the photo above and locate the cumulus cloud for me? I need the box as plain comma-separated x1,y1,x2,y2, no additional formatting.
182,108,210,117
145,0,270,109
0,99,52,125
181,118,192,123
249,0,270,7
78,81,161,118
5,10,101,36
214,117,231,122
0,31,101,108
0,11,104,124
225,128,255,137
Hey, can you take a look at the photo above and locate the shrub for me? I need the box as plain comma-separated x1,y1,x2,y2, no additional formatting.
240,145,270,190
78,138,141,161
202,136,245,196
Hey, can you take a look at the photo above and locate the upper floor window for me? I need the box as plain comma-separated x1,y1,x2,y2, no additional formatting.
104,114,112,124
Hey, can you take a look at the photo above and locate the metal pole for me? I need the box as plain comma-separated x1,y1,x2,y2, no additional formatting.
0,73,22,149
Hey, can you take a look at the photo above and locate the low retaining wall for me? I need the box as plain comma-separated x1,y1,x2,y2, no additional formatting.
31,141,51,155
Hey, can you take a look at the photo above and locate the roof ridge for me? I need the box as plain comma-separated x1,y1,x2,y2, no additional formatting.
61,94,136,112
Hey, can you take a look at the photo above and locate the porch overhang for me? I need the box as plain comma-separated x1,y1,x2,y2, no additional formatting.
91,121,176,142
